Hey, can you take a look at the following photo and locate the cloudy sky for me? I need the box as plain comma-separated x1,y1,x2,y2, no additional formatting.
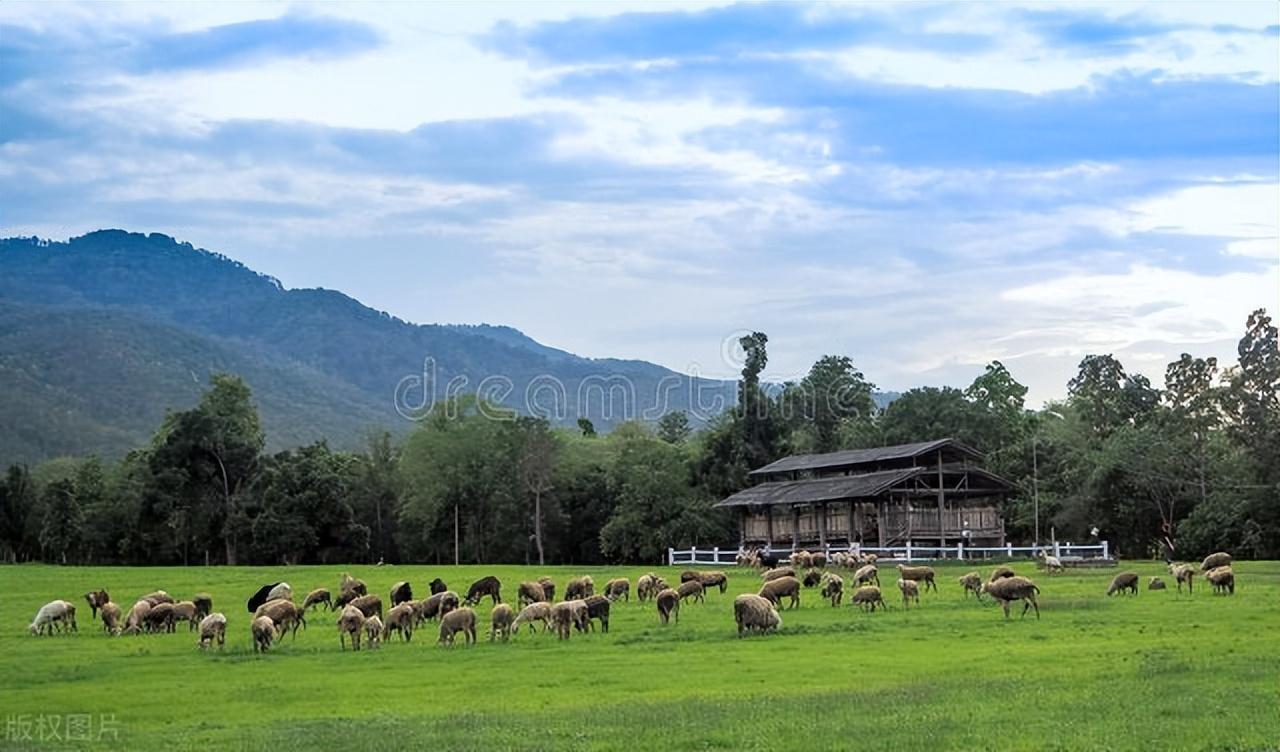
2,2,1277,404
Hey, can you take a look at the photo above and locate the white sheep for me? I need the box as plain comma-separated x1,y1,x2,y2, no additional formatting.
29,600,77,635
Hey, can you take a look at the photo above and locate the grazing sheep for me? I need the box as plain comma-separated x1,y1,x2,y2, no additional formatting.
734,593,782,636
383,603,415,642
123,600,151,636
197,613,226,649
29,600,77,635
758,576,801,610
439,607,477,646
390,581,414,607
364,615,384,649
255,599,306,638
141,590,174,607
819,573,844,607
464,576,502,606
584,595,611,633
536,577,556,602
790,550,813,569
145,602,176,633
761,567,796,582
604,578,631,602
1206,566,1235,595
247,583,283,613
676,579,705,604
636,574,660,602
100,602,122,636
852,564,879,588
417,591,460,625
333,588,361,610
251,615,275,653
1169,564,1196,594
350,594,383,620
489,603,515,641
192,593,213,620
565,576,595,601
171,601,199,631
303,588,333,612
679,570,701,584
988,567,1016,582
339,573,368,597
896,565,937,592
1107,571,1140,596
811,552,827,569
695,571,728,594
338,604,365,651
1148,577,1167,591
83,590,109,621
897,578,920,607
981,576,1041,619
267,583,293,603
802,569,823,588
735,550,760,568
1201,552,1232,572
429,578,447,595
958,572,984,600
512,602,553,635
549,600,587,639
1037,550,1064,573
655,588,680,625
850,585,886,612
518,581,546,607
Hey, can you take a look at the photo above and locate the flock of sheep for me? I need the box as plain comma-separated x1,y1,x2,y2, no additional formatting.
25,549,1238,649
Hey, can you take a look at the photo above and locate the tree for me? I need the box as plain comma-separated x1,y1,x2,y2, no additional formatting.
656,410,692,444
0,464,36,563
786,355,875,452
512,416,558,565
39,478,83,564
351,431,401,563
736,332,785,469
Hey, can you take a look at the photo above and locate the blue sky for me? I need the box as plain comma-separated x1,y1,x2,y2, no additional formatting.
1,1,1277,404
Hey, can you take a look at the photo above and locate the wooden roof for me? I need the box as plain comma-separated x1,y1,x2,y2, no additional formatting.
717,465,1015,508
747,438,982,478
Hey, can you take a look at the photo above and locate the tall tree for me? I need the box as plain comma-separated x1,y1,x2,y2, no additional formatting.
512,416,557,565
788,355,875,452
656,410,692,444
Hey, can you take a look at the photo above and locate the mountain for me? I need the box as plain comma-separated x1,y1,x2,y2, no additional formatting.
0,230,739,464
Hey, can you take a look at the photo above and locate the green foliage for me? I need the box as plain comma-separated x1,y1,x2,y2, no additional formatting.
655,410,692,444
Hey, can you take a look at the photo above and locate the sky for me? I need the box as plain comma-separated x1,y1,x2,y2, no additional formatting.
2,1,1277,405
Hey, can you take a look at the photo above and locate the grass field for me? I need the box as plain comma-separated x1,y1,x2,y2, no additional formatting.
2,560,1278,751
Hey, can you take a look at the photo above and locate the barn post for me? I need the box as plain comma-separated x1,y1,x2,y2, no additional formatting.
847,501,856,546
937,451,947,548
766,506,775,548
792,506,800,550
818,502,827,548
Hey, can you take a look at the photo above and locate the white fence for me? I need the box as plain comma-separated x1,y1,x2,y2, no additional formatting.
669,541,1110,566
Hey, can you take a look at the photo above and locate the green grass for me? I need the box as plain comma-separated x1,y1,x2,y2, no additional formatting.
2,561,1278,751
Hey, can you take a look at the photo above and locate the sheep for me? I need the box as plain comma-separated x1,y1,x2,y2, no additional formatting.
676,579,705,604
339,573,368,597
197,612,226,650
988,567,1016,582
83,589,109,621
1206,566,1235,595
100,601,123,635
1148,577,1167,590
604,578,630,602
819,573,844,607
958,572,984,600
735,549,760,568
897,578,920,607
350,594,383,620
761,567,795,582
439,607,477,646
192,593,213,620
811,552,827,569
802,569,823,588
364,615,384,649
338,604,365,651
679,570,701,584
429,578,447,595
655,588,680,625
852,564,879,588
123,601,151,636
636,574,660,602
981,576,1041,619
267,582,293,603
536,577,556,602
145,602,176,633
383,603,415,643
758,576,801,610
390,581,414,607
512,602,553,635
464,576,502,606
417,591,460,625
489,603,515,641
251,615,275,653
247,583,283,613
896,565,937,592
734,593,781,636
1169,563,1196,594
790,550,813,569
518,581,546,607
850,585,886,612
565,576,595,601
255,599,306,638
549,600,589,639
584,595,611,633
29,600,77,635
303,588,333,612
697,571,729,594
171,601,199,631
1201,552,1232,572
1037,549,1064,573
333,588,362,610
1107,571,1139,596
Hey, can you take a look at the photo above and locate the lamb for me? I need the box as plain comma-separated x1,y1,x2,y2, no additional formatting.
1168,563,1196,594
1201,552,1232,572
100,601,123,635
850,585,886,612
303,588,333,612
489,603,515,641
417,591,460,624
255,599,306,638
428,578,447,595
584,595,611,633
364,615,384,649
518,581,546,607
439,607,477,646
145,602,176,633
84,589,109,621
802,569,823,588
536,576,556,602
390,581,414,607
758,576,801,610
338,604,366,651
123,600,151,635
1206,566,1235,595
1148,577,1167,591
565,576,595,601
676,579,705,604
819,573,844,607
981,576,1041,619
197,612,226,649
1037,550,1064,574
383,603,415,642
988,566,1016,582
604,578,630,602
761,567,795,582
464,576,502,606
192,593,213,619
171,601,199,631
897,578,920,607
957,572,984,600
251,615,275,653
655,588,680,625
350,594,384,620
29,600,77,635
852,564,879,588
1107,571,1140,596
734,593,781,636
896,565,937,592
511,602,552,635
550,600,590,639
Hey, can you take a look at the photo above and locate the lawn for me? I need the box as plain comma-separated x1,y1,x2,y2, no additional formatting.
2,560,1277,751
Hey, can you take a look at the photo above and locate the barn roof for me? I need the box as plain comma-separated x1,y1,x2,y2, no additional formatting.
716,468,920,508
747,438,982,477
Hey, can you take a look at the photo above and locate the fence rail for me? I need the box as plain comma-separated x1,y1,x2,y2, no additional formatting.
668,541,1110,566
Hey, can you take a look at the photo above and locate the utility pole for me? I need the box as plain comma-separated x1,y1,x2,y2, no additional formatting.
1032,436,1040,546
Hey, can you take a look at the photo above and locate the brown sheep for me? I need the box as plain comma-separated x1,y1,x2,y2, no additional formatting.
303,588,333,612
758,576,801,609
382,603,415,643
790,550,813,569
636,574,660,602
1206,566,1235,595
820,573,844,607
988,566,1016,582
761,567,795,582
850,585,886,612
100,601,123,635
605,578,631,602
549,600,589,639
192,594,213,620
1201,552,1232,572
251,615,275,653
171,601,199,631
537,577,556,602
565,576,595,601
981,576,1041,619
338,604,365,651
350,594,383,620
696,572,728,594
255,599,306,638
464,576,502,606
1148,577,1167,591
142,590,174,607
416,591,460,625
145,602,176,633
896,565,937,592
958,572,984,600
734,593,781,636
584,595,611,633
84,589,109,621
197,613,226,649
802,568,823,588
512,602,552,634
852,564,879,588
339,573,367,597
364,615,384,649
518,581,546,607
655,588,680,625
1107,571,1139,596
676,579,705,604
439,607,477,646
1169,564,1196,594
123,600,151,635
811,552,827,569
897,578,920,607
490,603,515,641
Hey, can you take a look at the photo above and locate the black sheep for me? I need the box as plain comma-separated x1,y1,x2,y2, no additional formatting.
464,576,502,606
246,582,282,613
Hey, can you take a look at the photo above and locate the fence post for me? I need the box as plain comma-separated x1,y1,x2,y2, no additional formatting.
668,547,674,566
713,546,720,564
906,541,913,561
1006,542,1013,557
1053,540,1061,558
957,542,964,560
1102,540,1109,559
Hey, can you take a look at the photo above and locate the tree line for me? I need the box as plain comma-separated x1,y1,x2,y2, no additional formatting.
2,308,1275,565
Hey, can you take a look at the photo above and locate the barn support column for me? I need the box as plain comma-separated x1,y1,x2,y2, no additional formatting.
792,507,800,550
937,453,947,548
876,501,886,547
847,501,856,546
818,503,827,549
766,506,775,548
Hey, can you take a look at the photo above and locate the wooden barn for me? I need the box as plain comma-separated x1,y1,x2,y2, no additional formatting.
716,438,1013,550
